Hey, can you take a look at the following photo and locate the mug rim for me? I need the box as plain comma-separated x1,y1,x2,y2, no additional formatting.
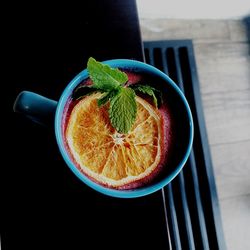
55,58,194,198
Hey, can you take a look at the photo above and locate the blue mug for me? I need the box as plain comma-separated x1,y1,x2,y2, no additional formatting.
13,59,194,198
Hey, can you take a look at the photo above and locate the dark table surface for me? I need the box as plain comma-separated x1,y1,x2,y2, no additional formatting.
3,1,170,249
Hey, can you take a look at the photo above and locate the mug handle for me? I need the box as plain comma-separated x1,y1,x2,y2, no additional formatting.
13,91,58,127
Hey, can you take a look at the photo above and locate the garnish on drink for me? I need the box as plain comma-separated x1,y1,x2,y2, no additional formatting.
65,57,171,189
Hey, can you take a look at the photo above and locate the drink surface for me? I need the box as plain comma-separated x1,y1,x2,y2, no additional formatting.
62,70,175,190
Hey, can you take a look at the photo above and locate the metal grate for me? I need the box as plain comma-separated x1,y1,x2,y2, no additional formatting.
143,40,226,250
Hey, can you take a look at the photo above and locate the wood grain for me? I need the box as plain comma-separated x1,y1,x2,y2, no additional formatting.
202,88,250,145
220,194,250,250
194,42,250,94
211,140,250,199
140,19,230,42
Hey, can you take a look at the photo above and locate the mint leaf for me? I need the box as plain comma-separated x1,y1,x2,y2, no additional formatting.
97,88,120,107
72,57,163,134
72,85,99,100
109,87,137,134
87,57,128,91
131,84,160,107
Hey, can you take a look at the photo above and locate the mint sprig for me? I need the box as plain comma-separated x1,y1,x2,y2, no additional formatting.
72,85,99,100
130,84,159,107
72,57,160,134
109,87,137,134
97,89,118,107
87,57,128,91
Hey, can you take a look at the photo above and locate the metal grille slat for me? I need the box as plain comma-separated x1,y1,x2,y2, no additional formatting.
148,47,155,65
186,151,210,250
143,40,226,250
161,48,169,75
171,47,195,250
165,184,182,250
176,46,210,250
161,189,174,250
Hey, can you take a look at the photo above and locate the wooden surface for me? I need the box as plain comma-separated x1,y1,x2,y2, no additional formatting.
140,18,250,250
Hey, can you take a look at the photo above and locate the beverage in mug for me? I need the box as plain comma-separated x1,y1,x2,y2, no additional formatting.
14,58,193,198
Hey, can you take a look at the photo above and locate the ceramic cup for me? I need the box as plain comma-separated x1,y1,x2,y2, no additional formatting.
13,59,194,198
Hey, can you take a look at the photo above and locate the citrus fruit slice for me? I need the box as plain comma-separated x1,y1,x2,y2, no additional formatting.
66,92,165,189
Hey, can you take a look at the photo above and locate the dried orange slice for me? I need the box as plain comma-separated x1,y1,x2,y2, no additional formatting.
66,92,164,189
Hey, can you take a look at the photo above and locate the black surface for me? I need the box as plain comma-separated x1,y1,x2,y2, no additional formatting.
144,40,226,250
3,1,227,250
3,1,170,250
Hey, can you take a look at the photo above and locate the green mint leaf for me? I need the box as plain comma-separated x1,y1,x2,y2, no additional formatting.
131,84,159,107
72,85,99,100
97,88,120,107
109,87,137,134
87,57,128,91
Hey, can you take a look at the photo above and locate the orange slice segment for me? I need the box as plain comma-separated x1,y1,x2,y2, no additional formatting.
66,92,163,188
